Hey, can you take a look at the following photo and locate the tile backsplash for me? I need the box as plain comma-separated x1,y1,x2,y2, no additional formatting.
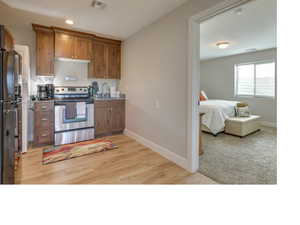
31,60,119,95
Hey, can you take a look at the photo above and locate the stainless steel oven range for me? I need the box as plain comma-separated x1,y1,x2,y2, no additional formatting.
54,87,94,146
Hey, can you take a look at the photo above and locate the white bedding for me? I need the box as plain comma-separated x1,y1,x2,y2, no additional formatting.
199,100,238,135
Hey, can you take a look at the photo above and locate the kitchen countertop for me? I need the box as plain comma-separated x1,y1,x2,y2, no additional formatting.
31,99,54,102
30,97,126,102
93,97,126,101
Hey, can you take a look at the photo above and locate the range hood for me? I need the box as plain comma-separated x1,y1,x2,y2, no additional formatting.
55,57,90,64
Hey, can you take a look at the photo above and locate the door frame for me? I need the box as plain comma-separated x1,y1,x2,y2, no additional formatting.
14,44,30,153
186,0,252,172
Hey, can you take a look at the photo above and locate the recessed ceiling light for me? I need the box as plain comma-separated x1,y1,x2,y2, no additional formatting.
65,19,74,25
216,41,230,49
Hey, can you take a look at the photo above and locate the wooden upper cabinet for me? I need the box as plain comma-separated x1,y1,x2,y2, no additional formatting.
54,32,74,59
33,25,54,76
55,31,92,60
74,36,92,60
4,29,14,51
32,24,121,78
107,44,121,79
89,41,121,79
91,40,108,79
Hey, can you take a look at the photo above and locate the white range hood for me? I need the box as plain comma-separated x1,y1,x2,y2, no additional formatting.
55,57,90,64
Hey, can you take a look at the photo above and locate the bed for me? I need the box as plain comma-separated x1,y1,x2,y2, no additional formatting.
199,100,239,135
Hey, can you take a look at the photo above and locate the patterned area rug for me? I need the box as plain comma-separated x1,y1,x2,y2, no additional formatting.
43,139,118,165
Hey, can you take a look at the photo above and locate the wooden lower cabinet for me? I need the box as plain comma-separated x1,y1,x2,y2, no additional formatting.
110,100,125,132
95,102,111,135
95,100,125,136
34,101,54,146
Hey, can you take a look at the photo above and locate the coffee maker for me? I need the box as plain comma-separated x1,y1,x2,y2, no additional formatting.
46,84,54,99
37,84,54,100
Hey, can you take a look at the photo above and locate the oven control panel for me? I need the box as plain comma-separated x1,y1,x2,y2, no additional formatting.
54,87,88,95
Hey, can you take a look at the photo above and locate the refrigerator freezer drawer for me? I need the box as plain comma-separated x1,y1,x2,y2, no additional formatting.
55,128,95,146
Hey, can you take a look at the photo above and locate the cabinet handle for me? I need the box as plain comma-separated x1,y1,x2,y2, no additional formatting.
42,118,48,121
41,106,47,109
41,134,48,137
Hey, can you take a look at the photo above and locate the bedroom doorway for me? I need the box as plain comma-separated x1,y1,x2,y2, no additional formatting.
188,0,277,184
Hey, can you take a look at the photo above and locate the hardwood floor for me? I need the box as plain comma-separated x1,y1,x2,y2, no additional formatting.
15,135,216,184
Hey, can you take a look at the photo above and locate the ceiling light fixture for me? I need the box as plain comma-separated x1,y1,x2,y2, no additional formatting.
234,8,243,15
91,0,106,9
65,19,74,25
216,41,230,49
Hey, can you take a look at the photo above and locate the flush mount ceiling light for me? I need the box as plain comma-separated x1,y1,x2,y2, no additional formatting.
216,41,230,49
91,0,106,9
234,8,243,15
65,19,74,25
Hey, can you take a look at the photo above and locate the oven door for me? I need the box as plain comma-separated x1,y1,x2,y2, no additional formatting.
55,103,94,132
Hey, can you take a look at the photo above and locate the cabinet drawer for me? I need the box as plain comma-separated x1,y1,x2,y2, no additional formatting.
110,100,125,108
35,128,53,146
95,100,110,108
35,101,54,112
35,112,54,123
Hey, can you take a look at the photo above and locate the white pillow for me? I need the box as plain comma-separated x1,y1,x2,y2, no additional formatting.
201,91,208,100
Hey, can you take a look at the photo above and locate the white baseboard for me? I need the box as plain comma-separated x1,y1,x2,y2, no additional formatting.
124,129,189,171
261,121,277,128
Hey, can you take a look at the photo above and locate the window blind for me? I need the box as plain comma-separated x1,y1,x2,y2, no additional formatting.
235,61,275,97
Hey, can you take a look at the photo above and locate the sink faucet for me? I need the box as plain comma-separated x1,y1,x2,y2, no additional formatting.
101,82,110,97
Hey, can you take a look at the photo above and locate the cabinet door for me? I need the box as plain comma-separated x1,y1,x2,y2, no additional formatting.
4,29,14,51
36,29,54,76
107,44,121,79
95,105,110,136
74,36,92,60
110,101,125,132
93,41,108,78
55,32,74,59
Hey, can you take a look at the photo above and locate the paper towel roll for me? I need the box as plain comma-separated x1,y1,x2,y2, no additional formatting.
110,86,116,94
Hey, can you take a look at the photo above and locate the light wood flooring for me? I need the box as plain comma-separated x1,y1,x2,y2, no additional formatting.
15,135,216,184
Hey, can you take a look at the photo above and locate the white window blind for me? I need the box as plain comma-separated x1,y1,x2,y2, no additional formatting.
235,61,276,97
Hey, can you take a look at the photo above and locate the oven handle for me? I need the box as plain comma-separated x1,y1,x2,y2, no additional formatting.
54,102,94,106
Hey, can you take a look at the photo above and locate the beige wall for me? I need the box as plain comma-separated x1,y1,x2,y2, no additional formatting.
200,48,277,125
120,0,223,158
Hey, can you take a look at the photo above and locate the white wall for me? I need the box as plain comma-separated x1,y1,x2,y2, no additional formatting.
120,0,223,158
200,48,277,125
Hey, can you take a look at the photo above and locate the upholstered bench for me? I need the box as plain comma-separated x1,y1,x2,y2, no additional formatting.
225,115,261,137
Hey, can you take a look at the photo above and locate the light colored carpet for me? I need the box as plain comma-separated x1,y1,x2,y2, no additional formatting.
199,126,277,184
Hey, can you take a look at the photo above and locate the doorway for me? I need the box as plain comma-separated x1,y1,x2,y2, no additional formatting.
188,0,276,185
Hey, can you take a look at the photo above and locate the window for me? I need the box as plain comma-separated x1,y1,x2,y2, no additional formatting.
235,61,276,97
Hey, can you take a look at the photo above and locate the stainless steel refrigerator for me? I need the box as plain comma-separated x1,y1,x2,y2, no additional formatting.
0,25,21,184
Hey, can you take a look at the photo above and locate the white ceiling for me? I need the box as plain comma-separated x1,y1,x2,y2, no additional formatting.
200,0,277,60
2,0,189,39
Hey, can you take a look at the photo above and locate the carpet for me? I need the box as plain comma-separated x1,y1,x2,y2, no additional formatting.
43,139,118,165
199,126,277,184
